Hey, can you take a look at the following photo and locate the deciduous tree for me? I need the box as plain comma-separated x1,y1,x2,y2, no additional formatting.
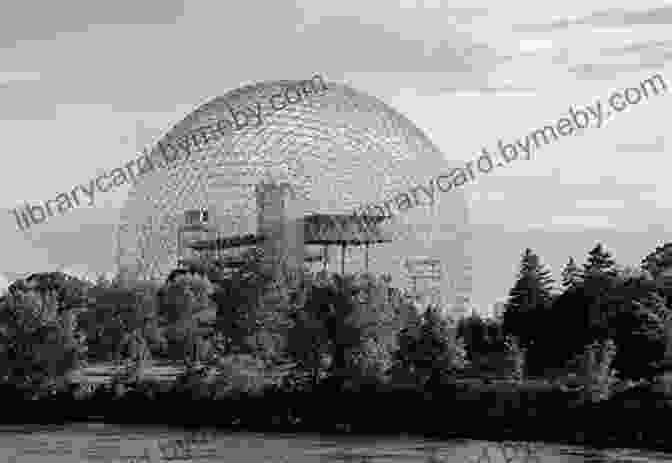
160,274,215,365
395,306,468,387
0,290,86,392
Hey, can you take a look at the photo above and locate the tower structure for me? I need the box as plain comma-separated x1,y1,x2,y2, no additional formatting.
404,257,444,313
255,180,304,287
177,208,215,265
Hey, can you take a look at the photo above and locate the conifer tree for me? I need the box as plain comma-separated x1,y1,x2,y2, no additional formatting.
584,243,616,276
640,243,672,308
641,242,672,279
503,248,554,349
561,257,582,289
613,290,670,379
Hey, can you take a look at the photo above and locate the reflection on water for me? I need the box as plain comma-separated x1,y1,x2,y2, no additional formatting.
464,441,542,463
0,424,670,463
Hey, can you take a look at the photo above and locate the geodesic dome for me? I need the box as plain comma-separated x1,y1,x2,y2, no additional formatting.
118,77,472,315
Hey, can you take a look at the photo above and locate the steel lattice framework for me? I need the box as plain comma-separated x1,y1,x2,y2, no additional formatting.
117,78,473,315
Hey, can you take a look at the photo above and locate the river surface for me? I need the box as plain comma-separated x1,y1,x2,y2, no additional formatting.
0,424,670,463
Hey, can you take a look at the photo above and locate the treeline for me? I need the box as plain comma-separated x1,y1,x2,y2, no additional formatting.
6,242,672,450
0,248,475,399
484,242,672,390
6,240,672,400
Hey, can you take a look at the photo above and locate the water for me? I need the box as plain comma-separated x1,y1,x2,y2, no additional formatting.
0,424,670,463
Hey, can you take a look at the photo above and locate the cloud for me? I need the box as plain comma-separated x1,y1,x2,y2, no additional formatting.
600,39,672,57
513,6,672,32
574,199,626,210
615,135,665,153
300,15,501,73
500,45,571,66
0,207,55,275
603,6,672,26
477,168,656,191
429,84,537,96
0,4,503,113
1,206,120,278
0,80,57,120
0,0,184,47
469,191,507,202
469,173,657,226
486,192,506,201
517,38,556,54
447,7,491,24
569,61,666,81
395,3,489,22
0,71,40,86
566,39,672,80
550,215,617,229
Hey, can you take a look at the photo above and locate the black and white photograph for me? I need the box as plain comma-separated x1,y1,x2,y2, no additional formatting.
0,1,671,461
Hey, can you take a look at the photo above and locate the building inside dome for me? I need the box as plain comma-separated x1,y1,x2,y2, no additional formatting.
117,77,472,317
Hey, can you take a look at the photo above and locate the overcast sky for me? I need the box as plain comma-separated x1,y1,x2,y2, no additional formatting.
1,0,671,313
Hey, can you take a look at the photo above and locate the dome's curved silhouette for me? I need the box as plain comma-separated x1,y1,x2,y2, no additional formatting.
118,78,472,315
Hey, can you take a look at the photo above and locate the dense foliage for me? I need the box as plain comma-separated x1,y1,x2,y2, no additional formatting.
501,242,672,382
0,277,87,394
4,239,672,418
0,254,470,396
502,248,554,351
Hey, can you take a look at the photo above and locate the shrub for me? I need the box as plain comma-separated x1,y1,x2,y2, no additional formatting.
345,336,393,387
395,306,469,387
580,339,618,403
651,372,672,398
212,354,268,397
